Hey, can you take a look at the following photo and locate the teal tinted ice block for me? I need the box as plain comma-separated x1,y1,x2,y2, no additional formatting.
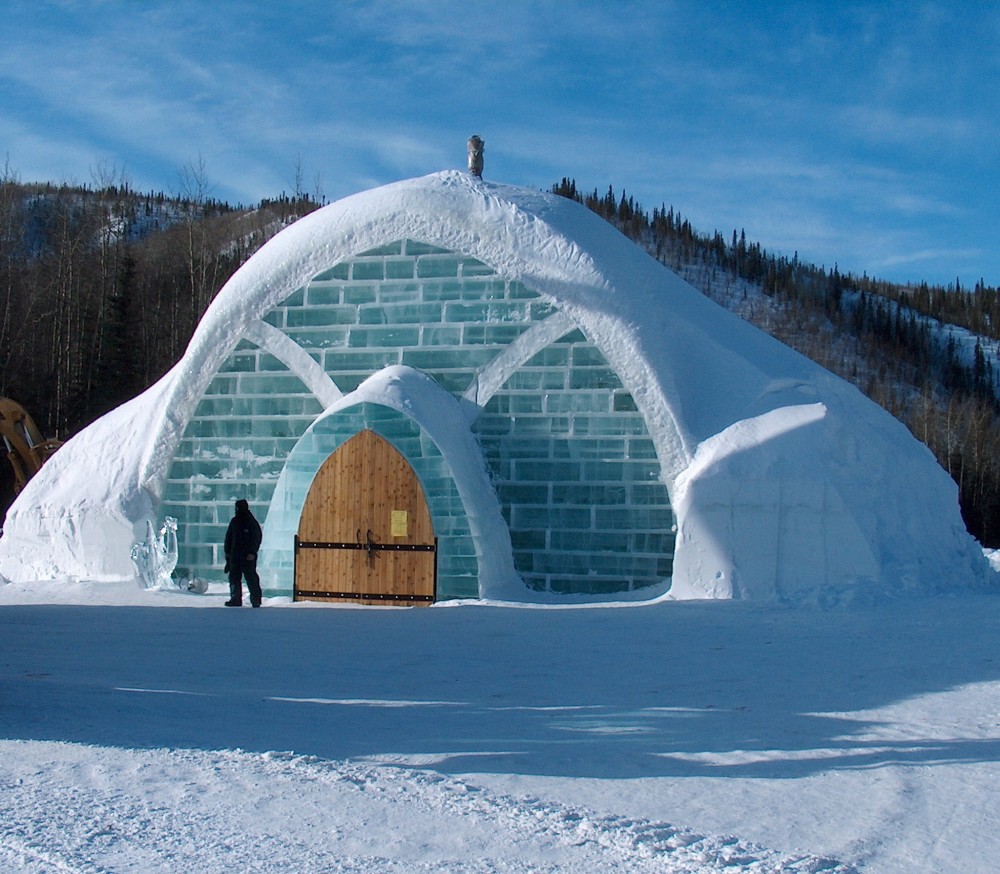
164,239,674,594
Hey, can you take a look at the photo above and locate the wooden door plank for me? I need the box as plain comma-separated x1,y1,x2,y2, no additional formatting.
294,428,438,605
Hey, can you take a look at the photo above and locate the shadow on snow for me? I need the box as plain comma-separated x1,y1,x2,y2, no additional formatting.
3,595,1000,780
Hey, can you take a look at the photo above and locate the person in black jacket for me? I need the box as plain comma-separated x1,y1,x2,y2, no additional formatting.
224,499,263,607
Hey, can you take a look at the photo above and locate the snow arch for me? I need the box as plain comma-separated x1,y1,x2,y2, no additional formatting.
1,170,992,600
136,173,693,499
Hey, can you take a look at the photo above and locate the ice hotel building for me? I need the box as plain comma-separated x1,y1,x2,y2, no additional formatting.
0,169,990,602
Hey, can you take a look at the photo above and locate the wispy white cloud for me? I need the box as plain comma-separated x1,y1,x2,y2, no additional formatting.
0,112,103,187
837,105,984,149
1,1,996,285
876,247,984,271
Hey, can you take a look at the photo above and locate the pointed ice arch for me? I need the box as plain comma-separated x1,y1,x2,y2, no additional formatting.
258,369,521,601
2,170,991,600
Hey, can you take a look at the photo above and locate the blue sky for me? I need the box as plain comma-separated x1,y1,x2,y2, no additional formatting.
2,1,997,287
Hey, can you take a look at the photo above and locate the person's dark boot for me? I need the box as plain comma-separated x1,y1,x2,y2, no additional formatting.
224,599,241,606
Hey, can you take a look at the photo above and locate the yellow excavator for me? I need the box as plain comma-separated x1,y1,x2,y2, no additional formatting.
0,398,62,495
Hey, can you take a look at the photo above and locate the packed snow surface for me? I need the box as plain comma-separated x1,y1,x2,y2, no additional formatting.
3,581,1000,872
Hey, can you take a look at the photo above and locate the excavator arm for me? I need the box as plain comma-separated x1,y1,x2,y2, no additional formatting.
0,398,62,495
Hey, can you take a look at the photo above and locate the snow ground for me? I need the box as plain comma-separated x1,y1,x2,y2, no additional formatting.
2,581,1000,872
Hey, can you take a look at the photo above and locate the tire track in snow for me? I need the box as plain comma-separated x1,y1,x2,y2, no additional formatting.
0,742,857,872
0,835,109,874
267,751,858,872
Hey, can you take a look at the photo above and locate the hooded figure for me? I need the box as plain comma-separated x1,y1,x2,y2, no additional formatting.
224,499,263,607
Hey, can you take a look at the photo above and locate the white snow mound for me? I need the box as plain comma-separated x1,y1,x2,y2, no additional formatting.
1,170,993,601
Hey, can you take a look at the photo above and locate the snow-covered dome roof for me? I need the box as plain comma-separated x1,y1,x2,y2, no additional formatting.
0,171,992,600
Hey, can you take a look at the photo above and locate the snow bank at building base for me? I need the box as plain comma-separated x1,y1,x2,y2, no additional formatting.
667,399,994,602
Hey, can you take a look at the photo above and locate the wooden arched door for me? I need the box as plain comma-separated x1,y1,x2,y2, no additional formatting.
294,429,437,606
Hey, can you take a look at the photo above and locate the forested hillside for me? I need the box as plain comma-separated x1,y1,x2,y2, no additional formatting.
551,179,1000,546
0,164,319,438
3,165,1000,546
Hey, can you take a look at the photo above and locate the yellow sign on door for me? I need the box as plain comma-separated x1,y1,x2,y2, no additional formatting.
391,510,408,537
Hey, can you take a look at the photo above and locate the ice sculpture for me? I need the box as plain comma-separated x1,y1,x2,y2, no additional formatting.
131,517,179,590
